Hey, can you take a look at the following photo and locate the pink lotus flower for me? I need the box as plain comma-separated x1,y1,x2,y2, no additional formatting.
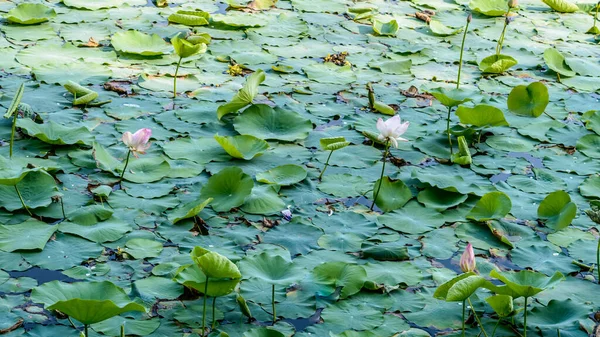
459,242,476,273
122,128,152,157
376,115,409,148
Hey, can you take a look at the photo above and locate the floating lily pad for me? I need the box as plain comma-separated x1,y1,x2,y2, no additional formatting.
456,104,509,127
5,3,56,25
30,280,146,325
544,48,576,77
111,31,170,56
507,82,549,117
16,119,93,145
466,191,512,221
201,167,254,212
0,219,58,252
537,190,577,232
233,104,312,142
479,54,518,74
214,134,269,160
429,21,463,36
256,164,307,186
121,158,170,184
373,177,412,213
372,19,399,36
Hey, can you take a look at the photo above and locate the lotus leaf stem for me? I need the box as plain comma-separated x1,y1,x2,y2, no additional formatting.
121,325,125,337
523,297,528,337
120,150,131,182
467,297,490,337
593,4,599,30
212,297,217,329
14,185,31,216
173,56,183,99
462,299,466,337
370,141,390,211
67,317,77,329
60,196,66,220
318,150,334,180
202,279,209,335
446,106,454,156
84,324,89,337
271,284,276,325
596,239,600,284
457,18,471,89
491,318,501,337
9,110,17,159
496,8,512,55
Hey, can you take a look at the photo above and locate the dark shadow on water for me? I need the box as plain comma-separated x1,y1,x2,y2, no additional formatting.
282,308,323,331
508,152,543,168
8,267,77,285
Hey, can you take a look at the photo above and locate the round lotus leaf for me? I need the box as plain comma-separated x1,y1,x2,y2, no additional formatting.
576,134,600,158
373,177,412,213
429,20,463,36
238,251,303,286
466,191,512,221
417,187,468,211
579,175,600,198
240,184,285,215
372,19,399,36
541,0,579,13
428,87,474,108
537,190,577,231
121,158,170,183
174,263,240,297
111,30,170,56
30,280,146,325
312,262,367,299
124,238,163,259
0,170,60,211
469,0,509,16
243,327,286,337
233,104,313,142
214,134,269,160
201,166,254,212
191,246,242,280
543,48,576,77
5,3,56,25
507,82,549,118
256,164,307,186
455,104,509,127
490,270,564,298
479,54,518,74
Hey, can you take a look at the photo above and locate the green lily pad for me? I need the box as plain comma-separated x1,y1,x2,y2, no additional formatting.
168,10,210,26
233,104,313,142
192,246,242,280
0,219,58,252
507,82,549,118
121,158,170,184
372,19,399,36
174,263,240,297
256,164,307,186
537,190,577,231
417,187,468,211
373,177,412,213
0,171,60,211
30,280,146,325
201,167,254,212
466,191,512,221
0,156,32,186
490,270,564,298
238,252,303,286
217,69,265,120
579,175,600,198
240,184,286,215
479,54,518,74
16,119,93,145
486,295,514,318
469,0,509,16
544,48,576,77
429,20,463,36
111,30,170,56
312,262,366,298
429,87,474,108
167,197,212,224
528,299,590,329
456,104,509,127
542,0,579,13
5,3,56,25
244,328,286,337
214,134,269,160
124,238,163,259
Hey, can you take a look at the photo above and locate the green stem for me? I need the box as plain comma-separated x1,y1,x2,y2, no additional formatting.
491,318,501,337
596,237,599,284
67,317,77,330
121,324,125,337
84,324,89,337
271,284,276,325
594,4,599,28
318,150,334,180
9,110,18,159
14,185,31,216
468,297,490,337
457,20,471,89
173,57,183,99
478,128,485,144
496,8,511,55
370,141,390,211
60,197,66,220
202,279,208,336
462,300,466,337
523,297,528,337
446,106,454,156
120,150,131,182
212,297,217,330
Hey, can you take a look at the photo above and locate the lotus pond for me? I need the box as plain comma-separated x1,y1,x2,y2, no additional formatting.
1,0,600,336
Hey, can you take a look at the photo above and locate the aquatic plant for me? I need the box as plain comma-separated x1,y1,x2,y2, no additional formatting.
120,128,152,181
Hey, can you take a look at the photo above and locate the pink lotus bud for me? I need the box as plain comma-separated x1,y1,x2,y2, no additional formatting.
508,0,517,8
122,128,152,157
467,13,472,23
459,242,476,273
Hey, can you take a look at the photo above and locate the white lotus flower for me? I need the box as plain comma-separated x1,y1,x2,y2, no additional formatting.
376,115,409,148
